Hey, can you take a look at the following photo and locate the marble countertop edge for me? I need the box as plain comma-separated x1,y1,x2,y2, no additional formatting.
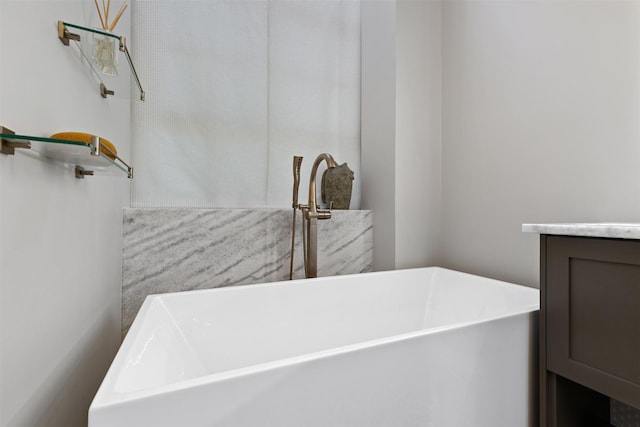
522,223,640,239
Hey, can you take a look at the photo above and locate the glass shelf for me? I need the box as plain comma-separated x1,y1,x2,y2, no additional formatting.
0,129,133,179
58,20,145,101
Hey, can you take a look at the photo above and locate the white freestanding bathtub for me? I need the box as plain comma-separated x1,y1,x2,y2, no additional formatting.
89,267,539,427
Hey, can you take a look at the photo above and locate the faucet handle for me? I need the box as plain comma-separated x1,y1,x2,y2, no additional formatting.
317,209,332,220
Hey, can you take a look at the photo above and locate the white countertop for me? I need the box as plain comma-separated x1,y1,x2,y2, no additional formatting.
522,223,640,239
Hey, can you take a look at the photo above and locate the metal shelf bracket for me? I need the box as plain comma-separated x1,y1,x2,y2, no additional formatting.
0,127,31,155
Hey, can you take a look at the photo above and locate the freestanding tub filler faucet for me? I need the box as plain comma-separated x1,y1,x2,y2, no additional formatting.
304,153,337,278
289,153,338,279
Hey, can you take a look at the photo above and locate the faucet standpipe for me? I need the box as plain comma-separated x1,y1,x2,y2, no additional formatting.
304,153,337,278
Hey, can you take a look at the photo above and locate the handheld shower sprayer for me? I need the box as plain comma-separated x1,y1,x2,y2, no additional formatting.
289,156,304,279
292,156,303,208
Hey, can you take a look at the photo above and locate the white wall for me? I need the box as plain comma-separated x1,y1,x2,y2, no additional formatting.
130,1,362,210
363,0,640,285
441,0,640,287
0,1,130,425
361,0,442,271
361,0,397,271
396,0,442,269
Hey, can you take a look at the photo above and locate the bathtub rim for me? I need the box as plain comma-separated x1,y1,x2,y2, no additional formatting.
93,267,539,408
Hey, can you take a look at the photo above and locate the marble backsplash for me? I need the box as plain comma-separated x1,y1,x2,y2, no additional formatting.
122,208,373,335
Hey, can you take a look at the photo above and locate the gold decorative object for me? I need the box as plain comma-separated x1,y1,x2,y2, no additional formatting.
94,0,128,32
49,132,118,160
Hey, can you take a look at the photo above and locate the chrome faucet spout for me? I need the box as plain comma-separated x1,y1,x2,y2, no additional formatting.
304,153,337,278
308,153,337,217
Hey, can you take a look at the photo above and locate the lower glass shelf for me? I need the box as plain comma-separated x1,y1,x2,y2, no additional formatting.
0,130,133,179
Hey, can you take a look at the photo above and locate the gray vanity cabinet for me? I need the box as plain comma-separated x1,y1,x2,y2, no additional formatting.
540,235,640,426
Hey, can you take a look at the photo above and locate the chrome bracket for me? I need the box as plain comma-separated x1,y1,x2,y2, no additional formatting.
89,135,101,156
100,83,115,98
1,126,30,155
57,21,80,46
75,165,94,179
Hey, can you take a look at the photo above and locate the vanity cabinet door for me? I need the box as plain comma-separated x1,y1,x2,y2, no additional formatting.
545,235,640,409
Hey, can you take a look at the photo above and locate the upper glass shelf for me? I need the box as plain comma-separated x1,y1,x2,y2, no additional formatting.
0,129,133,179
58,20,145,101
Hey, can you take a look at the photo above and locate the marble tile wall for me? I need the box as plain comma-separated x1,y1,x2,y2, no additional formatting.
122,208,373,335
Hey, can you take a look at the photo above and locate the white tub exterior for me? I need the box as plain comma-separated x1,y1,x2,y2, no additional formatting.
90,267,540,426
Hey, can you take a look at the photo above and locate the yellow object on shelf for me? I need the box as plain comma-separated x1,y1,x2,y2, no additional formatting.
50,132,117,160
